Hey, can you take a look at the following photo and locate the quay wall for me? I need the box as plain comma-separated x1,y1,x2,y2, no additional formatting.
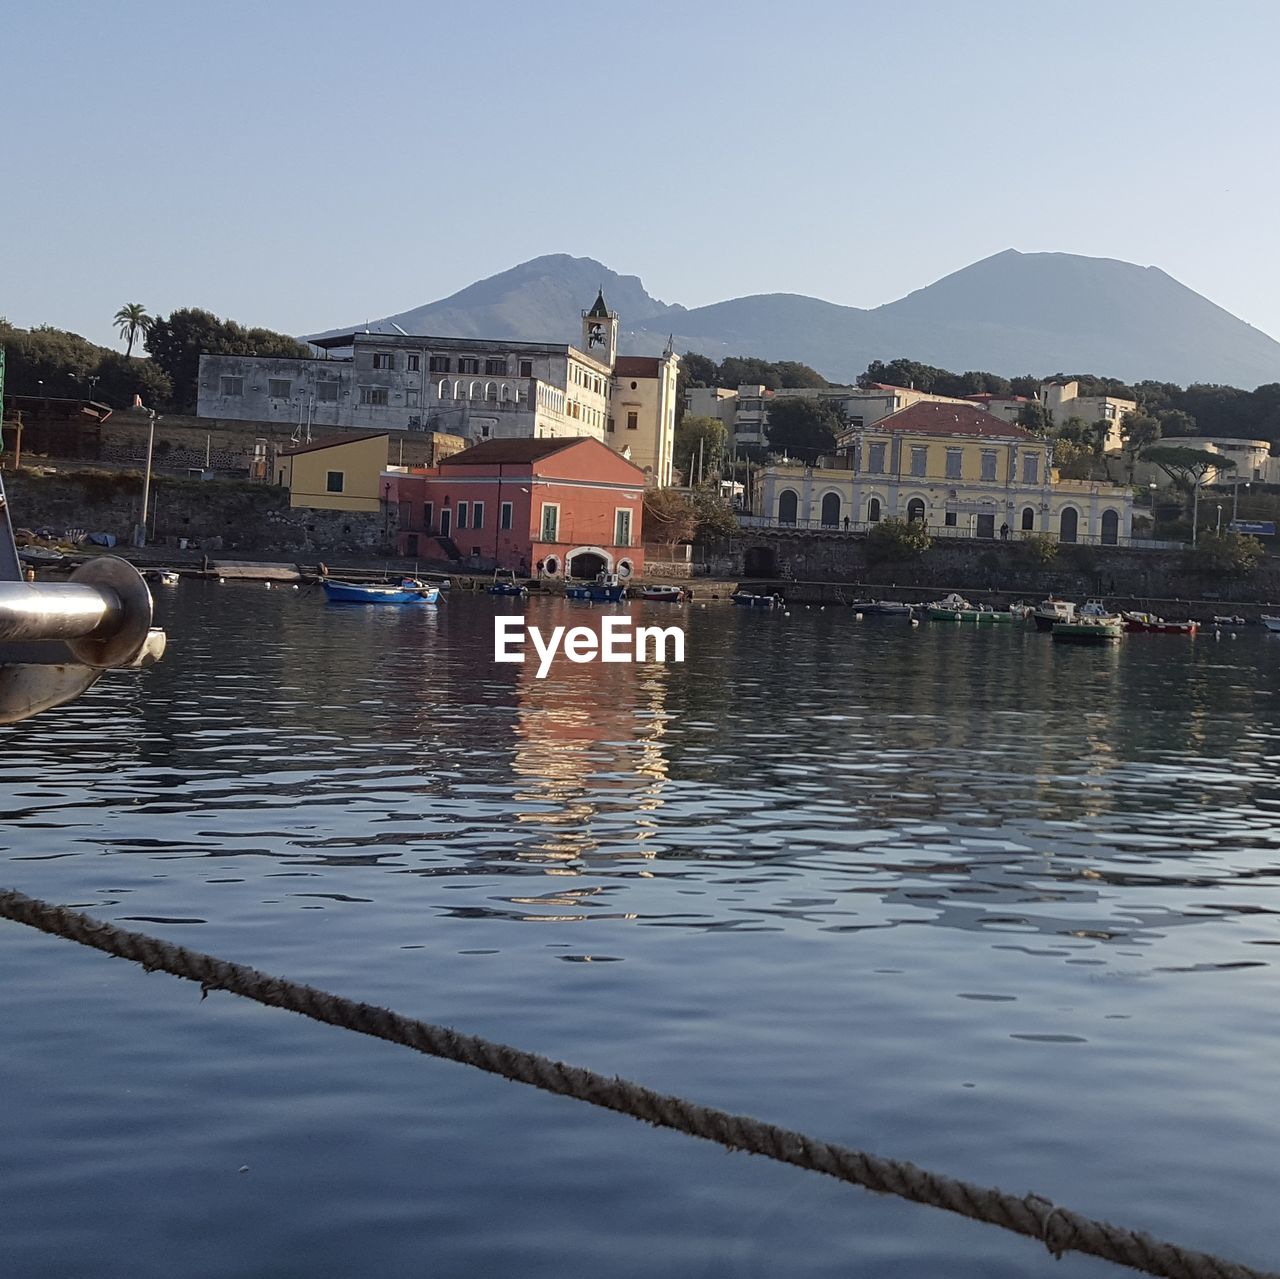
2,471,390,556
704,528,1280,607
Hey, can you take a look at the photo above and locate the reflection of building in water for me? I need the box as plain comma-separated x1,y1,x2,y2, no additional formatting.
510,631,670,868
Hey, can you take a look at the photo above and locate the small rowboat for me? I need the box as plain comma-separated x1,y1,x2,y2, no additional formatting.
1121,612,1197,635
638,585,685,602
322,579,440,605
731,591,782,609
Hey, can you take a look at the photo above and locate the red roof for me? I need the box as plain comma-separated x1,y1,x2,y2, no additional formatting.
438,437,579,466
873,402,1034,440
613,356,661,378
964,393,1031,404
280,431,388,457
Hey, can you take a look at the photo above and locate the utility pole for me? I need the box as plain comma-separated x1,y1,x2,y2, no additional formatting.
133,398,157,547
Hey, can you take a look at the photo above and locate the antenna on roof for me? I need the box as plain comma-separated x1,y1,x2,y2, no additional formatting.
391,322,408,336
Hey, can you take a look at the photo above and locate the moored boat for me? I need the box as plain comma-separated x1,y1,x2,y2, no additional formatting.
1261,616,1280,633
731,590,783,609
322,579,440,605
1032,598,1076,631
638,584,686,602
1052,617,1123,643
925,593,1013,623
565,572,626,603
488,569,528,597
1121,612,1197,635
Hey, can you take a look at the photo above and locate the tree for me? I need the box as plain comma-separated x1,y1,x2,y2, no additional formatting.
1155,408,1196,438
674,414,727,484
146,308,312,412
1017,401,1051,434
865,517,931,564
679,352,718,387
764,397,841,460
113,304,153,359
1014,533,1058,567
1141,445,1232,491
1189,529,1263,577
689,489,740,541
1120,412,1161,480
642,488,696,549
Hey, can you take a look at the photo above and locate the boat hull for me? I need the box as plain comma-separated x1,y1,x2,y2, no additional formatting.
731,593,781,608
566,585,626,602
1052,621,1122,643
322,581,439,605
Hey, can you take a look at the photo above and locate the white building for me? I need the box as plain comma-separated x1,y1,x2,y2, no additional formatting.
1040,380,1136,452
196,291,678,485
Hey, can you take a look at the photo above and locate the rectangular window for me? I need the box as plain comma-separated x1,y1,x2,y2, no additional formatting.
326,471,344,493
317,380,340,402
219,375,243,396
406,354,420,372
945,448,963,479
423,502,434,531
500,501,513,530
429,356,450,373
910,446,927,477
372,352,394,370
981,450,998,482
472,502,484,530
484,359,507,376
944,511,957,527
268,378,291,398
867,442,886,473
407,389,419,407
1022,454,1039,484
458,358,479,375
615,508,632,547
457,501,469,530
626,410,638,431
360,387,389,406
541,503,559,542
607,416,615,433
519,359,533,378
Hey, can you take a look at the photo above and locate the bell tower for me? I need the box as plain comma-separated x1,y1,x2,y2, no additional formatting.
581,287,618,369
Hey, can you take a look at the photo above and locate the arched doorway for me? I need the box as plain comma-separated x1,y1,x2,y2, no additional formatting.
744,545,777,577
1060,507,1079,544
1100,509,1119,545
867,497,882,523
778,490,799,525
568,549,609,579
820,493,841,527
907,498,926,524
1021,506,1035,531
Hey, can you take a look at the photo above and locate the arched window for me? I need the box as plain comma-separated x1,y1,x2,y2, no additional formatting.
1060,507,1079,544
777,489,799,525
469,381,480,400
867,497,882,523
820,493,841,526
1021,506,1035,531
438,380,451,399
485,382,497,402
453,380,463,399
1101,508,1119,545
907,498,926,524
500,384,511,402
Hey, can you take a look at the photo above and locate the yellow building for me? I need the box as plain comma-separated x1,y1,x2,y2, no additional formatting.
275,432,389,511
755,402,1133,544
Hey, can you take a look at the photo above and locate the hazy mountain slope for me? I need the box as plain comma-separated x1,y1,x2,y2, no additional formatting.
313,250,1280,388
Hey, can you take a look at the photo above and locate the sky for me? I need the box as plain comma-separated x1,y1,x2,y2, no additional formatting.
3,0,1279,351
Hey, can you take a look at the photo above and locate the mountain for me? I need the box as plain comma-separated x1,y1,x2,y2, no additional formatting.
313,250,1280,389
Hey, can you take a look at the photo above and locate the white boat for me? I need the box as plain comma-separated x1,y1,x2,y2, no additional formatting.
1261,616,1280,633
1032,599,1076,631
1078,598,1122,621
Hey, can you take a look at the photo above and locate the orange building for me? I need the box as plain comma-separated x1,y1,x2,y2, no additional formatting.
390,436,646,579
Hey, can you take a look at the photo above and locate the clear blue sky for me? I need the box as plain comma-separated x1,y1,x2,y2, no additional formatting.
3,0,1278,351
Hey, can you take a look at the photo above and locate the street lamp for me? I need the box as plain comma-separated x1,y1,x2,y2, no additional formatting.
132,398,159,547
1148,482,1158,538
1216,503,1223,534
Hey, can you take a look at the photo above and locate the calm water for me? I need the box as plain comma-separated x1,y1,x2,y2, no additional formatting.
4,583,1280,1278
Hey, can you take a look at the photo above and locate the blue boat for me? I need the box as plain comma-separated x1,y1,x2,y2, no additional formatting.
488,570,529,598
565,572,626,603
322,579,440,605
731,591,783,609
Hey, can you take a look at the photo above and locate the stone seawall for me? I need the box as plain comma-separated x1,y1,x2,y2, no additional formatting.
701,528,1280,606
3,471,391,556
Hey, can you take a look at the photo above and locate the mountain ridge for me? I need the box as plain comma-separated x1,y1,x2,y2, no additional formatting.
311,249,1280,389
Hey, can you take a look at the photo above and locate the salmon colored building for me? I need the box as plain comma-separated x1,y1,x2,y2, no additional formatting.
390,436,646,578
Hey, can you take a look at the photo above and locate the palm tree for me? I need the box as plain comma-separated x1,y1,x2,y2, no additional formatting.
114,303,153,358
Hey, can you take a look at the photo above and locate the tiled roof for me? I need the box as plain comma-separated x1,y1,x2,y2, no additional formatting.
437,437,580,466
871,402,1034,439
613,356,661,378
964,393,1032,404
280,431,388,457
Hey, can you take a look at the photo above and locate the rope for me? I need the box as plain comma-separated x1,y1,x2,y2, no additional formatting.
0,885,1270,1279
